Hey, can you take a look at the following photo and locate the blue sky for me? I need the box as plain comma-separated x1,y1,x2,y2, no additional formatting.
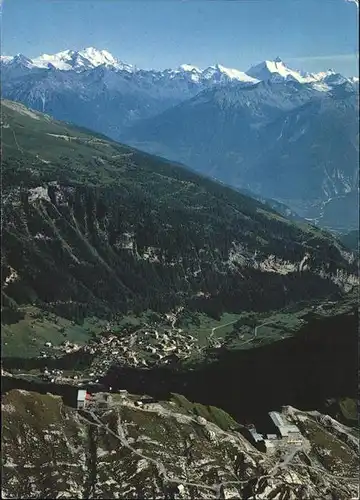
2,0,359,75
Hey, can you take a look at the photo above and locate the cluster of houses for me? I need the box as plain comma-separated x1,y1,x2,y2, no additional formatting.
35,323,204,389
81,326,201,377
245,411,303,453
39,340,83,360
41,367,65,383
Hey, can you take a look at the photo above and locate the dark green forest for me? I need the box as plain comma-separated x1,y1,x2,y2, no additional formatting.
1,100,357,325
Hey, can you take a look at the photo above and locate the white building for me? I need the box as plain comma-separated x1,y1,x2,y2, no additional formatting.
249,428,264,444
268,411,302,443
77,389,88,409
264,439,276,453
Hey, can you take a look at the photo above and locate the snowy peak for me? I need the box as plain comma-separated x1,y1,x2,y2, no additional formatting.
0,55,15,64
178,64,201,73
161,62,258,84
203,63,259,83
310,69,336,80
247,58,315,83
2,48,357,90
78,47,117,66
1,54,34,68
32,47,134,72
173,64,203,82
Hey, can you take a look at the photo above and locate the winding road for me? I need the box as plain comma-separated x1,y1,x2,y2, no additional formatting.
77,398,309,499
79,408,219,495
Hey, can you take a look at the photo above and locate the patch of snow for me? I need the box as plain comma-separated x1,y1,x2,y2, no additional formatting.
311,82,331,92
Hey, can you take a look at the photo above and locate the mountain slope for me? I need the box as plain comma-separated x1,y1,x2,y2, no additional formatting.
3,389,358,499
241,89,359,206
0,65,184,137
2,51,358,228
121,80,320,177
1,100,357,335
122,81,359,230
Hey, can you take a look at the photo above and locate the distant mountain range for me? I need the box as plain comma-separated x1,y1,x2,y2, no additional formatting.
123,79,359,231
2,47,358,134
1,47,358,231
2,48,358,85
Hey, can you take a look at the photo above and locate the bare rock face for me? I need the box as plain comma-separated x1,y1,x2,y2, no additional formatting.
2,390,358,499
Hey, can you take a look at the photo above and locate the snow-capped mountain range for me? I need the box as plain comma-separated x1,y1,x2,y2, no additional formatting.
1,47,358,86
32,47,135,73
1,47,358,233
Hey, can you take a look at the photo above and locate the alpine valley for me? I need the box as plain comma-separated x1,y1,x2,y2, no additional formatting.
1,46,359,500
1,48,359,232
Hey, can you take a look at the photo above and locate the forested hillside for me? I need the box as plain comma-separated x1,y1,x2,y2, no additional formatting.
2,100,357,329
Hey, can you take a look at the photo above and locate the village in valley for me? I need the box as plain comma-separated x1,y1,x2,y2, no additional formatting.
21,310,309,463
38,321,204,384
35,306,308,386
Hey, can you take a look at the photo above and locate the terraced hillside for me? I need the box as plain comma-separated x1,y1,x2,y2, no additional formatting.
1,99,358,358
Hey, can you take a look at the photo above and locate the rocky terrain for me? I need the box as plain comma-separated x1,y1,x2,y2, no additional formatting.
2,389,358,499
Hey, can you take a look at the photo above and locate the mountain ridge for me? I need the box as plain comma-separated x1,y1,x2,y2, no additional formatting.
1,46,358,233
3,387,358,499
121,80,359,231
1,46,357,84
